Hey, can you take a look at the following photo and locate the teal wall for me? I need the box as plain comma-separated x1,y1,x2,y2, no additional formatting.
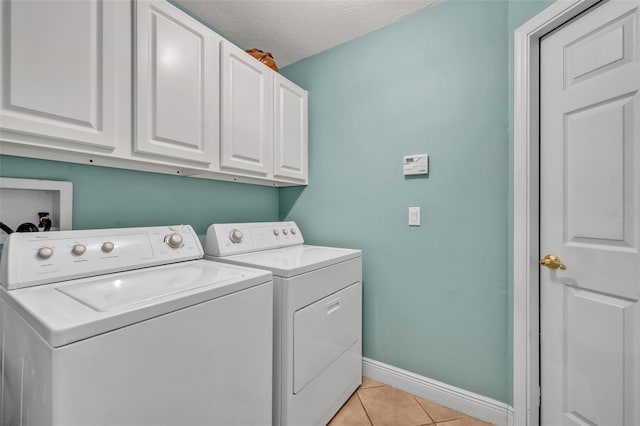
0,155,279,233
280,0,511,403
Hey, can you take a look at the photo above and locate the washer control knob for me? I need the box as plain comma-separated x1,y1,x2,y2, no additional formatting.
101,242,115,253
290,228,297,235
71,244,87,256
273,228,280,236
229,229,243,243
165,233,183,248
282,228,288,235
37,247,54,260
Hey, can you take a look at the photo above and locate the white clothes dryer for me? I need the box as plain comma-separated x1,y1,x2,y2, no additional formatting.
0,225,273,426
205,221,362,426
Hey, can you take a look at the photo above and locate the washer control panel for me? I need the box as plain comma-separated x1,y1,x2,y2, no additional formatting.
0,225,203,290
206,221,304,257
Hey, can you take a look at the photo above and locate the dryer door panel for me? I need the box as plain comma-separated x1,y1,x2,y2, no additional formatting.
293,281,361,394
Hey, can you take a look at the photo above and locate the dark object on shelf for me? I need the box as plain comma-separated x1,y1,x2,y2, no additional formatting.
0,212,53,234
245,48,279,72
38,212,52,231
16,222,39,232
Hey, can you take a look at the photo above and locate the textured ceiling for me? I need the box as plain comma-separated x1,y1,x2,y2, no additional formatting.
173,0,444,67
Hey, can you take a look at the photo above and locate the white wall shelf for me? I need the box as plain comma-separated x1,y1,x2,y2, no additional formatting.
0,177,73,245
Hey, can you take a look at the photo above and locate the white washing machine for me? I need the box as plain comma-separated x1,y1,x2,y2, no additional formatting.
0,225,273,426
205,221,362,426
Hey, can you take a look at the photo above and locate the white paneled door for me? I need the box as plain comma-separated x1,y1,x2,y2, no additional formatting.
540,1,640,425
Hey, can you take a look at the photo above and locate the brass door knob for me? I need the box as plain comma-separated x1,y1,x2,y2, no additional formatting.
539,254,566,270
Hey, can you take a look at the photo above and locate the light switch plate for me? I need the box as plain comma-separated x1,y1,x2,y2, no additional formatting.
409,207,421,226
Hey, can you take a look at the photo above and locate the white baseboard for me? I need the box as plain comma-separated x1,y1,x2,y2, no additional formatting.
362,357,514,426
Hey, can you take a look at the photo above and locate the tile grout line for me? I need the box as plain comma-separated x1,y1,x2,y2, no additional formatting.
356,387,376,426
361,381,385,390
412,395,437,425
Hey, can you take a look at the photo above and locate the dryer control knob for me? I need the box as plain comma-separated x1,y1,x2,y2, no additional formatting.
37,247,54,260
165,233,183,248
273,228,280,236
290,228,297,235
229,229,243,243
282,228,288,235
71,244,87,256
101,242,115,253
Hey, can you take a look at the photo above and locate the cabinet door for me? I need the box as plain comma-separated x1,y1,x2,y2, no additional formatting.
274,74,308,183
135,0,219,166
220,41,273,177
0,0,127,151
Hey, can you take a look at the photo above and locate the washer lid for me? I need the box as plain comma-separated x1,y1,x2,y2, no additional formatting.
0,260,271,347
57,263,243,312
209,245,362,277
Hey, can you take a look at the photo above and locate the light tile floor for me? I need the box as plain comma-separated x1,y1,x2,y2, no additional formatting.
328,377,492,426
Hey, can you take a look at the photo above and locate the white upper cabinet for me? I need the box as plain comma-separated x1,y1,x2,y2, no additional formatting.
0,0,308,186
0,0,129,151
274,74,308,183
220,41,274,177
135,0,220,166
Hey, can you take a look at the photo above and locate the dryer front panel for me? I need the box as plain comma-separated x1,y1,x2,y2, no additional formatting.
293,281,361,394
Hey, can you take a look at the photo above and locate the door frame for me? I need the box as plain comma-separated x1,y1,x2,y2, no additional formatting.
512,1,602,425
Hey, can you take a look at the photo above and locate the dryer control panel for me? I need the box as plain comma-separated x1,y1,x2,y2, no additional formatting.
0,225,203,290
206,221,304,257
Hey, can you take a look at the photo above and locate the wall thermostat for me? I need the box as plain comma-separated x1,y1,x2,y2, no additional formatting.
403,154,429,176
